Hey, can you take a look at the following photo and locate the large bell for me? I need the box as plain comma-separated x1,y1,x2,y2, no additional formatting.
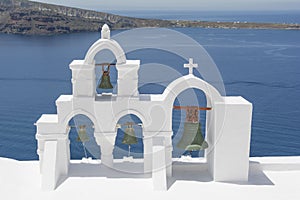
177,122,208,151
122,124,138,145
177,106,208,151
76,125,89,143
98,65,113,89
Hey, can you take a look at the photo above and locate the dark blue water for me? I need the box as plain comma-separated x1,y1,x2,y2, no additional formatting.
110,10,300,24
0,27,300,160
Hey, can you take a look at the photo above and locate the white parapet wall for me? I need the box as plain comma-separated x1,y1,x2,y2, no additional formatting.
209,96,253,181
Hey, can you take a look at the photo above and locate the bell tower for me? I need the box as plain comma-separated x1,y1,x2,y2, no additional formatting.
99,24,140,97
36,24,253,191
70,24,140,98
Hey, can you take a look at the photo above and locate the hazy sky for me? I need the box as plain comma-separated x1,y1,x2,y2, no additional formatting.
32,0,300,11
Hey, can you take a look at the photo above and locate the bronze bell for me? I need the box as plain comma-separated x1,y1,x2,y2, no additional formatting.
122,122,138,157
122,123,138,145
98,64,113,89
176,106,208,152
176,122,208,151
76,125,89,143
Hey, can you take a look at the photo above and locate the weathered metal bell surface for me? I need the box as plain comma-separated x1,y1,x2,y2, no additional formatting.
122,127,138,145
177,122,208,151
98,71,113,89
76,125,89,143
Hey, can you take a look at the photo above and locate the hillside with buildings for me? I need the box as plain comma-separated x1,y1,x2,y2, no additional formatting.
0,0,299,35
0,0,174,34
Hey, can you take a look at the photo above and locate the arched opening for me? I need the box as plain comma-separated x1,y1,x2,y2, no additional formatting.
168,88,213,184
94,49,118,95
113,114,144,173
68,114,100,160
84,39,126,65
172,88,208,159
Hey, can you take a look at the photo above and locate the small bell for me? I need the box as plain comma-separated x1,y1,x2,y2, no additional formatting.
76,125,89,143
98,64,113,89
176,107,208,152
122,123,138,157
122,123,138,145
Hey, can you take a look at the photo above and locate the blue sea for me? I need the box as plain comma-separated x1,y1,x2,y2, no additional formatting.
110,10,300,24
0,11,300,160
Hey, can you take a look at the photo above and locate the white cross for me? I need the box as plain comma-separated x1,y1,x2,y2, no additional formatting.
184,58,198,75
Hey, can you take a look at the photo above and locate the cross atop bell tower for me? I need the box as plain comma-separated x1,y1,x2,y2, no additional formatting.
184,58,198,75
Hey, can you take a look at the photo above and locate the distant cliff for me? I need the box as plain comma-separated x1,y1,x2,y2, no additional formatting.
0,0,174,35
0,0,299,35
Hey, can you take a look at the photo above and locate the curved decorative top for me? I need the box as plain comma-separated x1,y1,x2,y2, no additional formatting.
162,74,223,103
84,24,126,65
101,24,110,39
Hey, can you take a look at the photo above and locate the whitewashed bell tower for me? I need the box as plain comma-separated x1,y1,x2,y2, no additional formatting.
35,24,253,191
70,24,140,98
